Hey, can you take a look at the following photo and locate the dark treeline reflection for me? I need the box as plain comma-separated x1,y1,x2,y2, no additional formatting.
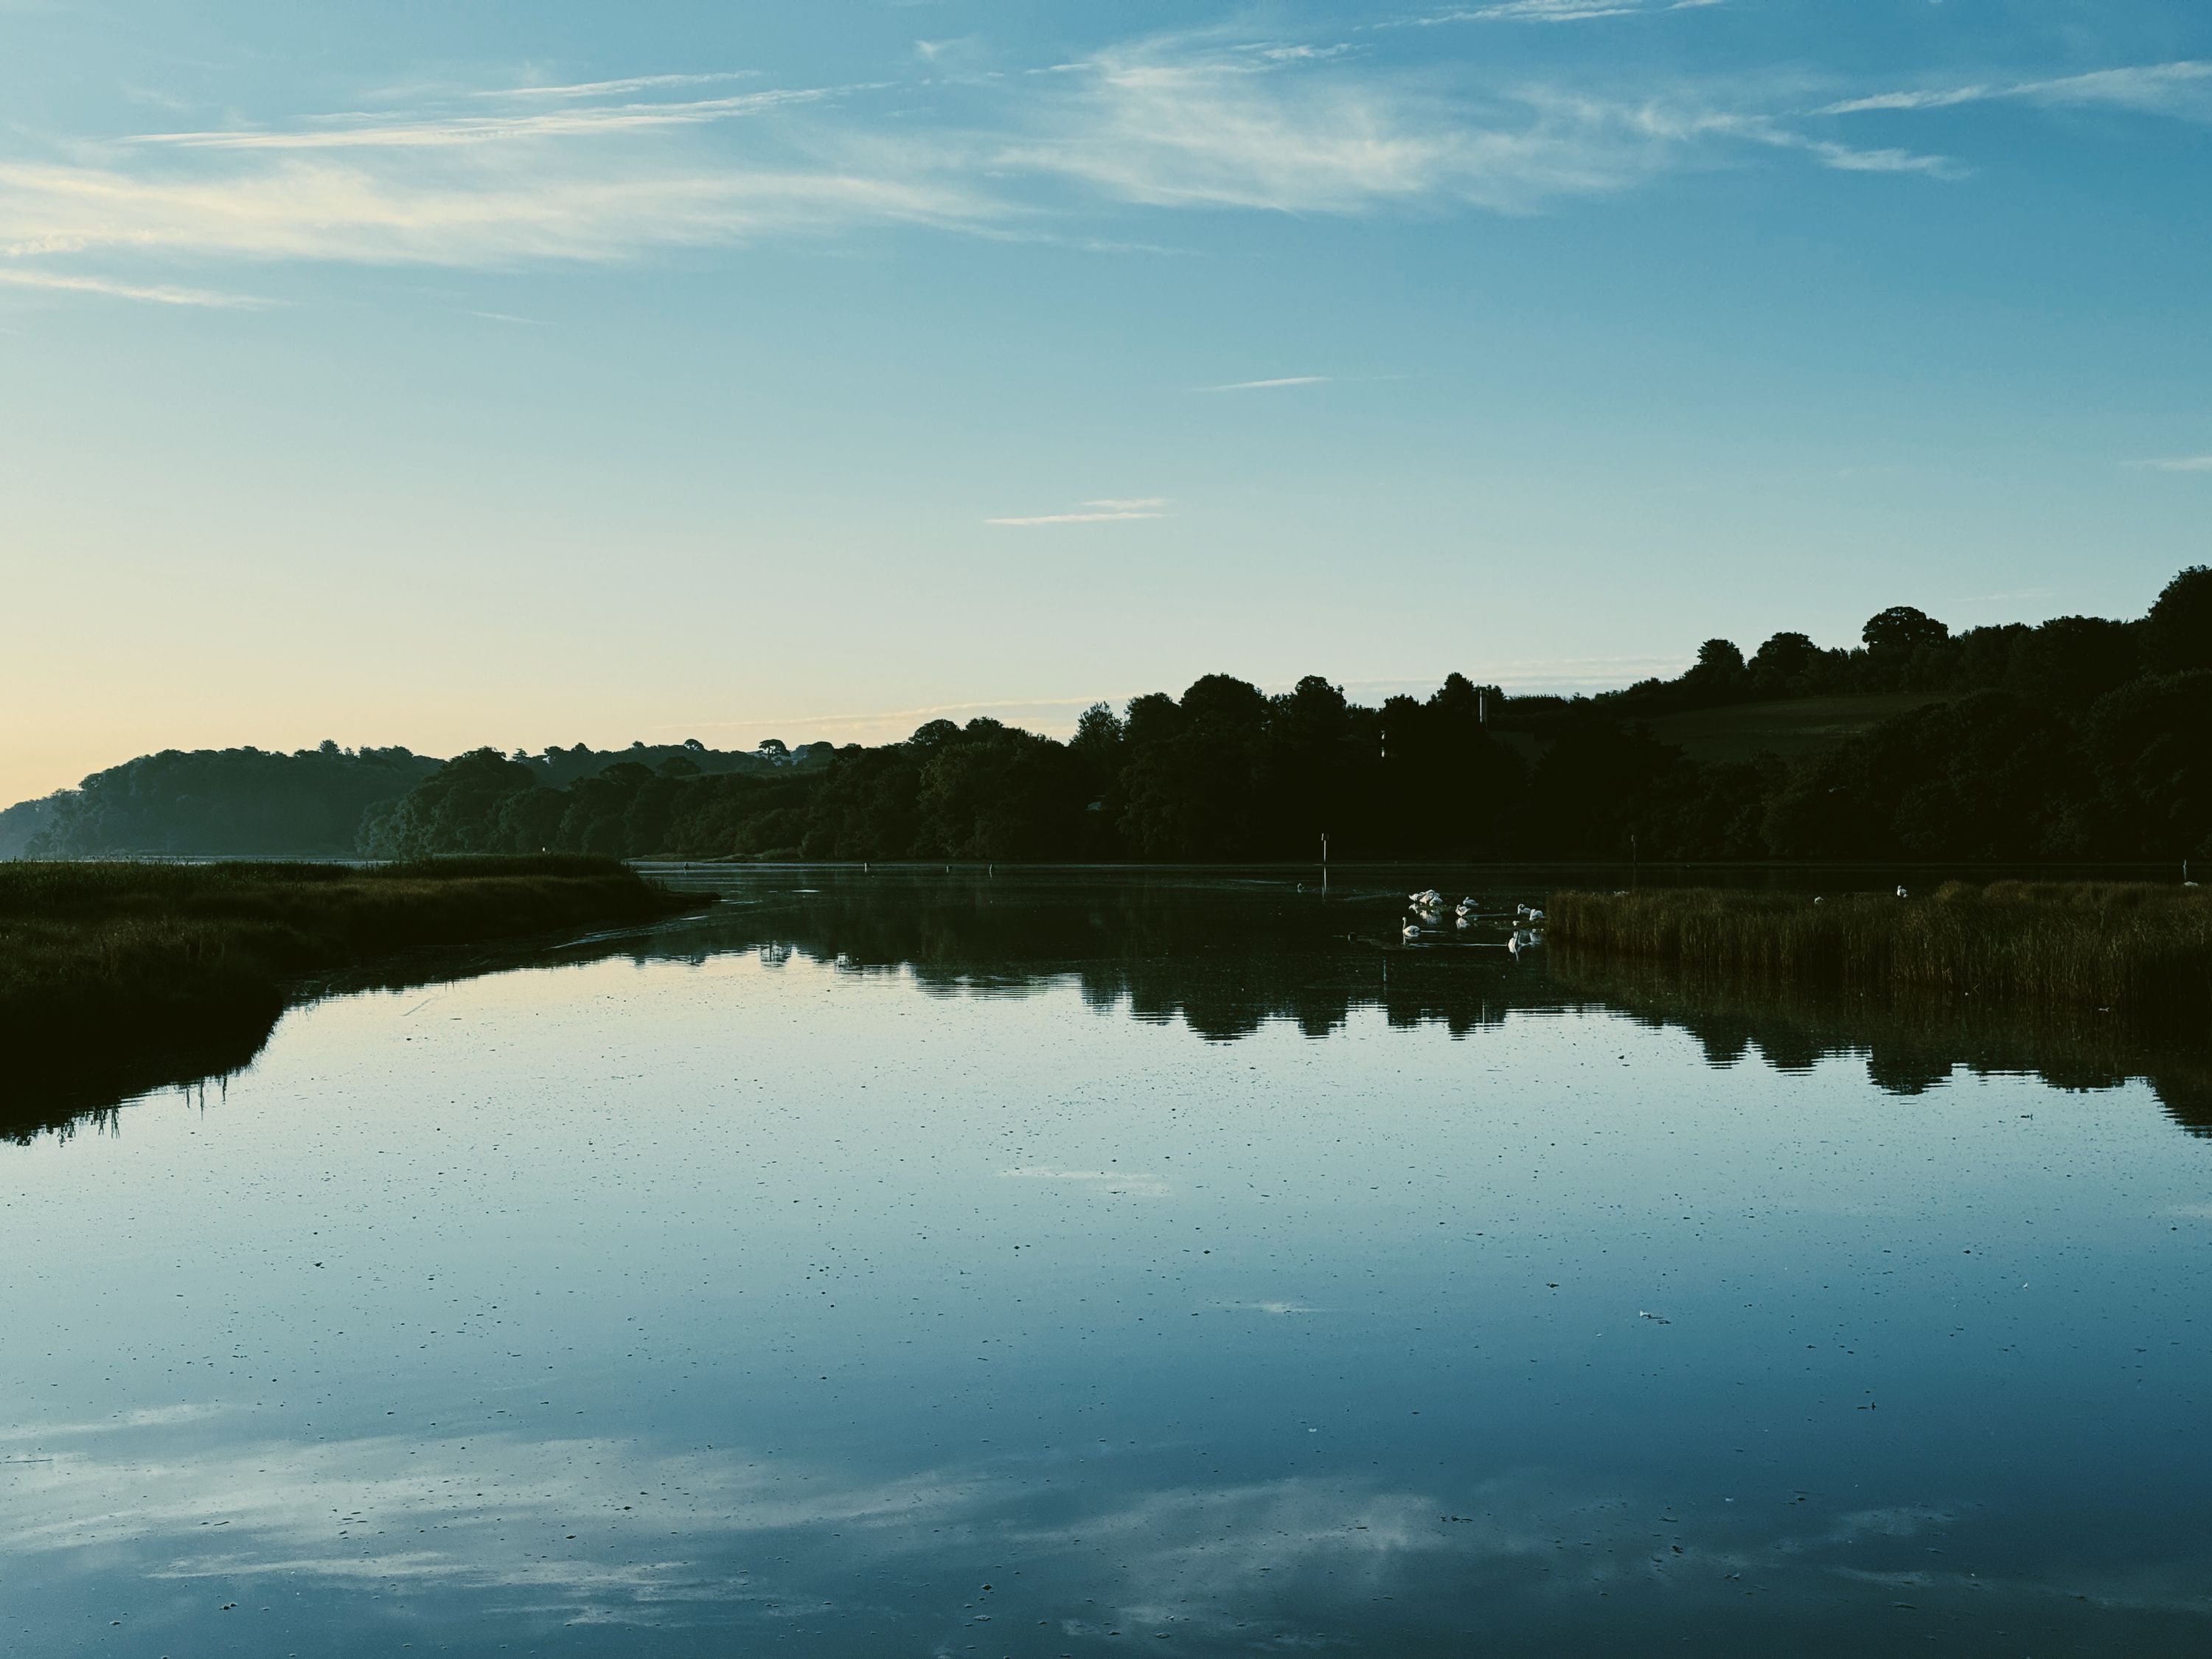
662,872,1532,1042
15,872,2211,1143
1,928,678,1145
641,873,2212,1137
1548,952,2212,1138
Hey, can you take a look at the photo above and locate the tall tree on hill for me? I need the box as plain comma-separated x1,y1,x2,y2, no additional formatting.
1747,631,1818,695
2146,566,2212,674
1863,605,1951,656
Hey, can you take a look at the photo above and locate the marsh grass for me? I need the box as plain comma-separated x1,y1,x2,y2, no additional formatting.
1551,881,2212,1024
0,857,703,1138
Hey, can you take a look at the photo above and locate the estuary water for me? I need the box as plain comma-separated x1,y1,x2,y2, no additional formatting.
2,869,2208,1655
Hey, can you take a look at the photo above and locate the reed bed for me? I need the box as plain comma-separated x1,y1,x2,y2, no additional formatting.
1549,882,2212,1024
0,858,703,1133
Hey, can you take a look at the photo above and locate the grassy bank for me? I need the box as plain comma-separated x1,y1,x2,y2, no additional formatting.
0,858,705,1135
1549,882,2212,1023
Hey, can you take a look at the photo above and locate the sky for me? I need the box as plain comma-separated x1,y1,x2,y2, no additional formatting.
1,1,2208,804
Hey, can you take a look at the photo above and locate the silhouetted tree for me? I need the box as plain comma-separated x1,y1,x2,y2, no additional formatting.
1863,605,1950,656
2146,566,2212,674
1750,631,1817,687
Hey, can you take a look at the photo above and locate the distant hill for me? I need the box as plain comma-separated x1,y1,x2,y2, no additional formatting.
7,740,831,860
0,796,57,860
21,745,444,859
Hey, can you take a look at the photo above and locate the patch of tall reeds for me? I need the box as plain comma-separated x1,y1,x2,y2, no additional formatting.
1549,882,2212,1024
0,858,706,1138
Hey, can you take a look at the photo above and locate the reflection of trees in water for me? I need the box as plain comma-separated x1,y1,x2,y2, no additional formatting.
16,872,2209,1144
1549,950,2212,1138
2,930,684,1144
635,875,1540,1043
641,876,2212,1137
9,1018,275,1145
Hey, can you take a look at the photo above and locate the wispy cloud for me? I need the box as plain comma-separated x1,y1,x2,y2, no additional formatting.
0,75,997,286
0,145,995,270
1818,87,1994,116
2133,454,2212,473
1009,35,1959,212
1576,98,1961,178
1001,38,1682,213
1247,43,1358,63
1787,135,1961,176
1391,0,1722,25
131,88,841,150
1194,375,1330,391
1820,60,2212,120
2026,61,2212,114
0,265,260,305
0,30,1976,305
481,72,761,101
987,496,1169,526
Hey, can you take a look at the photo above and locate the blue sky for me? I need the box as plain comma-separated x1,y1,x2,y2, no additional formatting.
2,1,2208,801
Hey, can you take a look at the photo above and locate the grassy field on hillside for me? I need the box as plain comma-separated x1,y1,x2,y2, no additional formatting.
1642,693,1950,763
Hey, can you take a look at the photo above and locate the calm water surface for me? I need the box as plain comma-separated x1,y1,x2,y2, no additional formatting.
2,872,2207,1655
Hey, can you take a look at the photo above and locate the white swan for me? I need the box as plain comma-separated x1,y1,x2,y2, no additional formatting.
1402,920,1424,940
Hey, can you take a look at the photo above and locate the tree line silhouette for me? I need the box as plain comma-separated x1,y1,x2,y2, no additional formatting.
12,567,2212,863
359,568,2212,863
7,738,827,859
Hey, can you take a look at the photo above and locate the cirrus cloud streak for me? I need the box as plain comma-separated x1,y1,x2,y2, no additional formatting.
987,497,1169,526
0,29,1982,299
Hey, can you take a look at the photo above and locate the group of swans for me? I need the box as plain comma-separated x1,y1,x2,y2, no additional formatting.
1401,890,1545,952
